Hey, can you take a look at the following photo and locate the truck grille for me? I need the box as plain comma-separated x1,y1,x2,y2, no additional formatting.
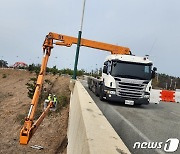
115,78,146,99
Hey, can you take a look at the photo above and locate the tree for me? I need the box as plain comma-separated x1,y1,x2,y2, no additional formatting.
152,73,180,89
51,65,59,75
0,60,8,68
28,63,41,75
26,77,37,99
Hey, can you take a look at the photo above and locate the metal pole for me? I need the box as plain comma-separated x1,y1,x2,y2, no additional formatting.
1,56,3,68
73,31,82,79
80,0,86,32
72,0,86,79
170,79,173,89
166,83,168,90
156,73,159,83
174,81,176,90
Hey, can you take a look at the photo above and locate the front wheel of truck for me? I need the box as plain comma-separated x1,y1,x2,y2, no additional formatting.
99,85,105,101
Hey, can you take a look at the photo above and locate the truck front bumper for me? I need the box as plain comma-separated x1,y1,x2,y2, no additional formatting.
104,87,149,105
105,93,149,105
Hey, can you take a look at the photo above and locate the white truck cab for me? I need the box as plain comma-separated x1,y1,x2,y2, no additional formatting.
88,54,157,105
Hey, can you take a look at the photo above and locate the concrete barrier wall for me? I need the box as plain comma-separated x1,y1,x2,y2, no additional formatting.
67,81,130,154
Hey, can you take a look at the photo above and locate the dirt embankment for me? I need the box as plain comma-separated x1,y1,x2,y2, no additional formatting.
0,69,70,154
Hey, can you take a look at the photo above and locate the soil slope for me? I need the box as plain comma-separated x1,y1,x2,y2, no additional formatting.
0,68,70,154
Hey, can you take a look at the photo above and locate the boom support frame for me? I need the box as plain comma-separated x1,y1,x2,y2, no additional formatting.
20,32,131,145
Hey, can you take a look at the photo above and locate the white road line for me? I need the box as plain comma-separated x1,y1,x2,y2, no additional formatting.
171,112,180,117
109,105,166,154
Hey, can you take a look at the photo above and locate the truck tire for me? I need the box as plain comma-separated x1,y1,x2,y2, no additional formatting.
95,85,99,96
99,85,104,101
88,82,92,91
88,84,91,90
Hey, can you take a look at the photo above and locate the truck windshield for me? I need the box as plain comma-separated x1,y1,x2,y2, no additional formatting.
111,61,152,80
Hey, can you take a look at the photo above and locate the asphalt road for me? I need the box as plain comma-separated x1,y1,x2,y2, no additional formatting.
80,80,180,154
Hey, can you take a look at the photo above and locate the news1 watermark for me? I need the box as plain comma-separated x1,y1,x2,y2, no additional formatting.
133,138,179,152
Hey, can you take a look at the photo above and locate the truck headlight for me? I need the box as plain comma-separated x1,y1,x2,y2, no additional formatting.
144,92,150,98
144,95,150,98
110,91,116,94
107,90,116,94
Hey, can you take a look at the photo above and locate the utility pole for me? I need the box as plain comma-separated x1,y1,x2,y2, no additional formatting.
1,56,4,68
174,81,177,90
169,79,173,89
156,73,159,83
0,56,2,68
73,0,87,79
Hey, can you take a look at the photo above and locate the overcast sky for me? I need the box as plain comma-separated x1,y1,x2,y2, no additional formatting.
0,0,180,76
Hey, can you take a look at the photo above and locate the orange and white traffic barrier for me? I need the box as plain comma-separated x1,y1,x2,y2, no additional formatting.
175,91,180,103
150,89,180,103
160,90,175,102
150,89,161,104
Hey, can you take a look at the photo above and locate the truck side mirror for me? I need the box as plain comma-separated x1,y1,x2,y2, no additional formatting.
151,71,156,79
151,67,157,79
103,66,108,74
153,67,157,71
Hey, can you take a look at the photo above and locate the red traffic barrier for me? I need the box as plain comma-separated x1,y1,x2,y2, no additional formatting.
160,90,175,102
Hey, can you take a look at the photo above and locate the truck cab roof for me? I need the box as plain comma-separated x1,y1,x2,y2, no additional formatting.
105,54,152,64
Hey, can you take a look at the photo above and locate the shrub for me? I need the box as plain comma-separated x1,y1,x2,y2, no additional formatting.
55,95,68,113
26,77,37,99
16,114,26,125
2,74,7,78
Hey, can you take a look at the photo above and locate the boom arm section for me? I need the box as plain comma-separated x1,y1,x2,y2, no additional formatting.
20,45,53,144
43,32,131,55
